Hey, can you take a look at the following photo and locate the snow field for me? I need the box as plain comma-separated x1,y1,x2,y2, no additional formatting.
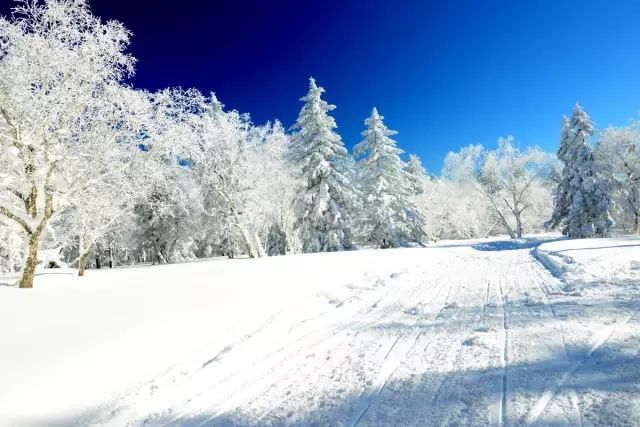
1,234,639,426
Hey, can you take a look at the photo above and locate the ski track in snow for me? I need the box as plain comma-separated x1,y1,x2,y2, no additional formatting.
499,267,510,427
348,270,455,427
157,267,434,426
71,238,640,427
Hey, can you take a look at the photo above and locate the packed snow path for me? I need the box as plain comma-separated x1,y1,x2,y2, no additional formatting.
1,236,639,426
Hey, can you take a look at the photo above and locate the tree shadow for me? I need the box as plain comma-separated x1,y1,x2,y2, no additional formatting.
136,340,640,426
44,292,640,427
471,236,562,252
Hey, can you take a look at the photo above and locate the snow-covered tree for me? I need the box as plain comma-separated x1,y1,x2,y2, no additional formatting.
0,0,134,287
406,154,428,196
124,90,297,262
190,92,267,259
547,104,614,238
291,78,356,253
54,86,150,275
354,108,427,247
443,137,554,239
417,178,493,241
128,88,203,264
0,219,25,274
243,120,297,251
480,137,554,238
266,222,287,256
595,122,640,234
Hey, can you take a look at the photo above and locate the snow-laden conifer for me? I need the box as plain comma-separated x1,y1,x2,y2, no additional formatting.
266,223,288,256
354,108,427,247
548,104,614,238
406,154,428,196
291,78,357,253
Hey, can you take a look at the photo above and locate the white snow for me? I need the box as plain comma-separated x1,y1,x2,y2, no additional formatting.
536,236,640,291
1,234,639,426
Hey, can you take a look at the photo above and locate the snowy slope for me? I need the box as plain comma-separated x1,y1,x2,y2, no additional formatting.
1,235,639,426
535,236,640,292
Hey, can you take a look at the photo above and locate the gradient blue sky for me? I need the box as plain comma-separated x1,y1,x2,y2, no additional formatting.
5,0,640,173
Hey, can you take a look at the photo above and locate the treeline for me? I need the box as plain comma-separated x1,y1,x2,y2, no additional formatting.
0,1,636,288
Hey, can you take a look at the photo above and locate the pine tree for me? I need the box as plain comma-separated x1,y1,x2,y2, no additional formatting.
548,104,614,238
266,223,287,256
406,154,428,196
354,107,427,248
547,117,573,228
291,78,357,253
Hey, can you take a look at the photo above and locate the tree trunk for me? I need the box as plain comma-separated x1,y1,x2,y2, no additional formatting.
515,213,524,239
239,227,256,258
19,232,40,289
108,247,114,268
234,222,258,258
497,212,516,239
485,192,516,239
18,194,53,288
78,248,92,277
247,223,266,258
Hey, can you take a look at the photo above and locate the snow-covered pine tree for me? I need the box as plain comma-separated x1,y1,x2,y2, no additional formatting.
291,78,357,253
548,104,614,238
547,117,573,231
406,154,428,196
354,108,427,248
266,223,287,256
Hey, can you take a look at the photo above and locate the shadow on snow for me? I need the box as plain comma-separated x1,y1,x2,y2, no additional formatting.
471,236,562,252
56,295,640,427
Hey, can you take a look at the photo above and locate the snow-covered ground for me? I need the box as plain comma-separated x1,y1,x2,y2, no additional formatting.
1,234,639,426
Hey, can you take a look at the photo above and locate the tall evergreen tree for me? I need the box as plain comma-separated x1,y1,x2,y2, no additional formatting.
266,222,288,256
406,154,428,196
291,78,356,253
354,108,427,248
548,104,614,238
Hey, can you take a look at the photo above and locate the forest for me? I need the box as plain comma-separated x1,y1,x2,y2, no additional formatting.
0,0,636,288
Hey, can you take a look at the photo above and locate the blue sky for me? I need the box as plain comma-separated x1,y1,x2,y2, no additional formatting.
8,0,640,173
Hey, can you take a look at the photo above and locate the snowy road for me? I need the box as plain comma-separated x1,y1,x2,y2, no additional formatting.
89,237,640,427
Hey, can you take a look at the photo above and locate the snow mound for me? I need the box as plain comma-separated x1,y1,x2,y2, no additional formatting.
536,236,640,292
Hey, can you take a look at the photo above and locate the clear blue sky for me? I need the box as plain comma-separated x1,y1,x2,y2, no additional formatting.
4,0,640,173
